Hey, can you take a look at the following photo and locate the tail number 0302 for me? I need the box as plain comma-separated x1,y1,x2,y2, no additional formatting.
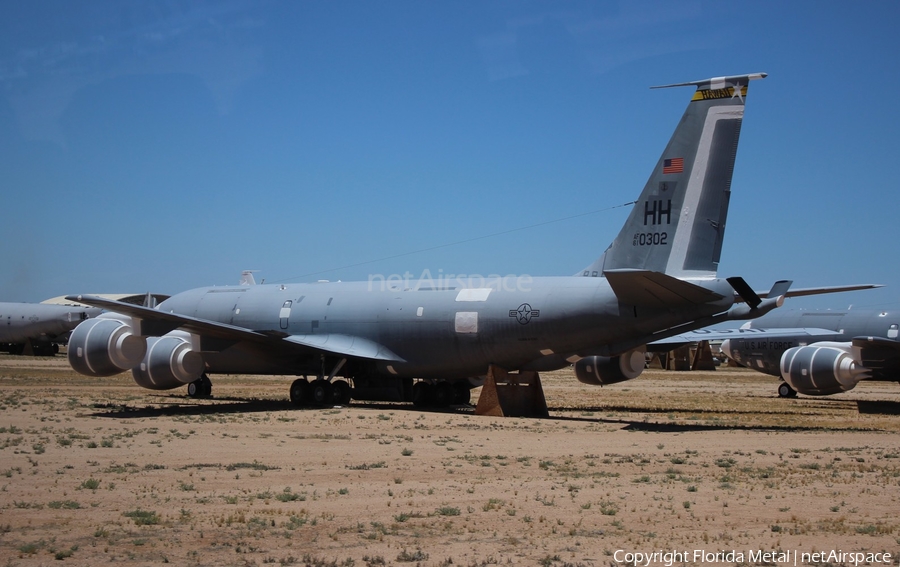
633,232,668,246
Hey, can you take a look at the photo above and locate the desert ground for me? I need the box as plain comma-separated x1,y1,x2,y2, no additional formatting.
1,355,900,566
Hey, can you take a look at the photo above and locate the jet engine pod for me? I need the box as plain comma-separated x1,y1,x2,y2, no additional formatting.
575,346,646,386
780,344,868,396
68,318,147,377
132,334,204,391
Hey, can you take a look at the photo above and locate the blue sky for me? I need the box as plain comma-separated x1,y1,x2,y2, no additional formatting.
1,1,898,312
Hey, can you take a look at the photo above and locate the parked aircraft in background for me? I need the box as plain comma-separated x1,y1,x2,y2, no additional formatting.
717,308,900,397
239,271,258,286
62,73,875,407
0,293,169,356
0,302,100,356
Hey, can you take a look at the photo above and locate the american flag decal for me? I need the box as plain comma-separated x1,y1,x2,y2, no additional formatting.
663,157,684,174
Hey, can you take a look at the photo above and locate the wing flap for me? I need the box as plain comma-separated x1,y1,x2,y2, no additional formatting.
603,270,725,307
285,334,404,362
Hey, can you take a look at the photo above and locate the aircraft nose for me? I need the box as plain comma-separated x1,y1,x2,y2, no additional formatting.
720,339,734,361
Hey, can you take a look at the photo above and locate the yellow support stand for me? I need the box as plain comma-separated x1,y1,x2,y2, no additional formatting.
475,365,549,418
691,340,717,371
666,346,692,371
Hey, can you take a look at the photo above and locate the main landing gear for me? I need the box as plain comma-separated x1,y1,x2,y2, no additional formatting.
290,356,351,407
289,378,352,407
411,381,471,408
187,374,212,399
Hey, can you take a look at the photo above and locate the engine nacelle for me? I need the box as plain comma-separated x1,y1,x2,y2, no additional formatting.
780,343,869,396
575,347,646,386
68,317,147,377
132,333,204,391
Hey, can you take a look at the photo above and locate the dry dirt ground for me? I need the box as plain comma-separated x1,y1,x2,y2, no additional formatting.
2,355,900,566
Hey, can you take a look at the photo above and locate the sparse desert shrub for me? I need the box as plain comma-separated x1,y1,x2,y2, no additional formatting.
123,509,160,526
397,549,428,562
48,500,81,509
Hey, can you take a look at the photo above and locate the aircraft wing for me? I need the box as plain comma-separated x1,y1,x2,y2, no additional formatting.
851,336,900,374
650,327,841,347
65,294,405,362
852,336,900,350
754,283,882,299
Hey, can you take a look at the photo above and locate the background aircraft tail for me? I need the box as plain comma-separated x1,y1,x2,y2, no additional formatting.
580,73,766,280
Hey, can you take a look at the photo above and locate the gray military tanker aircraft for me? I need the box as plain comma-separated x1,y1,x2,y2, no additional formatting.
0,302,99,355
715,308,900,398
62,72,874,407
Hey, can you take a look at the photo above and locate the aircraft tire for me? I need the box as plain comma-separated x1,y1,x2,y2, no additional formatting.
290,379,309,406
412,382,433,407
433,382,455,407
310,380,334,407
188,375,212,399
452,382,471,405
201,375,212,397
31,343,57,357
777,382,797,398
332,380,352,405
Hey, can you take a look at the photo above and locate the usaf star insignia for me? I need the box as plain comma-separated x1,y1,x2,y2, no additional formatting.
509,303,540,325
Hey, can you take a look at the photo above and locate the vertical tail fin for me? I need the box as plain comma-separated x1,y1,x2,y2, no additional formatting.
581,73,766,280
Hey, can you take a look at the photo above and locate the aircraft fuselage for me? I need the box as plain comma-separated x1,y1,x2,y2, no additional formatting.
157,276,736,379
0,302,95,355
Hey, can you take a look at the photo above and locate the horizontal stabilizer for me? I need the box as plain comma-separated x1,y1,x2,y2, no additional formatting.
756,283,882,299
603,270,725,308
651,73,767,90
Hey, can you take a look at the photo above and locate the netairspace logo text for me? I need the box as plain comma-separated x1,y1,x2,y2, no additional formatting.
613,549,893,567
368,270,533,292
